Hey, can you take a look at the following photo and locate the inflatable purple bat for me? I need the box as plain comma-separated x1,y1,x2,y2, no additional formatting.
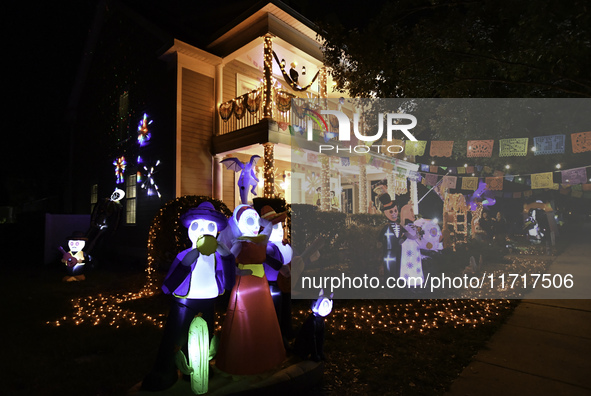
220,155,261,204
468,181,496,211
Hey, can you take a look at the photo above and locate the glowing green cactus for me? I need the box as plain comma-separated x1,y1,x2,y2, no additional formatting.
175,316,209,395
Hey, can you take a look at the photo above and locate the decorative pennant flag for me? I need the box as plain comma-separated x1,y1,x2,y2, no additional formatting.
465,166,474,174
485,177,503,191
457,167,466,174
442,176,457,189
420,164,430,172
524,190,533,197
461,177,478,190
449,167,457,174
494,170,505,177
430,165,438,173
405,140,427,156
531,172,554,189
408,171,421,182
430,141,454,157
425,173,439,186
584,184,591,191
561,167,586,184
503,192,513,198
533,135,565,155
513,192,522,198
572,189,583,198
504,175,514,182
396,167,408,178
483,166,492,174
571,131,591,153
499,138,528,157
467,140,494,157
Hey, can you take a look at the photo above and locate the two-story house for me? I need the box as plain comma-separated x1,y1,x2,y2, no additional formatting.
67,0,418,262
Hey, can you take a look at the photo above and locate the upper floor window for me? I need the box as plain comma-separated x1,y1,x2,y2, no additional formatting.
125,174,136,224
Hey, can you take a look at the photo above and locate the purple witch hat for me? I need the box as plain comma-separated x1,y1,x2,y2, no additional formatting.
180,201,228,231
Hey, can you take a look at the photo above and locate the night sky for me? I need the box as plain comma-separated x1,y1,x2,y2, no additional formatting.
0,0,379,207
3,2,96,206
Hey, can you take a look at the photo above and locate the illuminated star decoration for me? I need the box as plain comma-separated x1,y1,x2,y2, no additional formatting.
141,160,161,197
303,172,321,194
137,113,152,147
113,156,126,184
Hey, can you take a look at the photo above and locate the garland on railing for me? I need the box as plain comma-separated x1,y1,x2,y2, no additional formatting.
272,51,319,92
219,89,262,122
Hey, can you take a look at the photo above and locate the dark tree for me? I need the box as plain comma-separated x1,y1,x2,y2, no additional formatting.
319,0,591,98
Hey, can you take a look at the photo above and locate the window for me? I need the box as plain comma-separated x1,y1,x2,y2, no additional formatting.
90,184,98,214
126,174,136,224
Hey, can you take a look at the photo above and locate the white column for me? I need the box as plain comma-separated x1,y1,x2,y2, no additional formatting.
359,164,367,213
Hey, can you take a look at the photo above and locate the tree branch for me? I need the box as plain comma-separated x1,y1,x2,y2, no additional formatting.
450,77,591,97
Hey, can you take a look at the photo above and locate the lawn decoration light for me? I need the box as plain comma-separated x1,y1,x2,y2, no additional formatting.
220,155,261,204
141,202,234,392
262,206,292,337
293,289,333,361
137,113,152,147
141,160,161,198
113,156,126,184
468,181,496,211
215,205,286,375
59,232,88,282
175,316,210,395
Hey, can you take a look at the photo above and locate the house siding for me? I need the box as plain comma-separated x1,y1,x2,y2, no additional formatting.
223,59,262,102
180,68,215,197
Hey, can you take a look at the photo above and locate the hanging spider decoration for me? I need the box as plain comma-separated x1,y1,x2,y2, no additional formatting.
137,113,152,147
113,156,127,184
141,160,161,198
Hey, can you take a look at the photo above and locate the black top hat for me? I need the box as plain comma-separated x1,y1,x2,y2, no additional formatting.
378,193,396,211
68,231,88,241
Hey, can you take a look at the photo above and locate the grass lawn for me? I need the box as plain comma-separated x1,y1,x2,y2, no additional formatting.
1,236,558,396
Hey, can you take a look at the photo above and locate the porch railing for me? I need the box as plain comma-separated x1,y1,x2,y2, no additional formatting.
217,88,298,136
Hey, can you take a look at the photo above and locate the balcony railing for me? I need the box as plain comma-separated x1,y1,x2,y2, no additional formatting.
217,88,302,136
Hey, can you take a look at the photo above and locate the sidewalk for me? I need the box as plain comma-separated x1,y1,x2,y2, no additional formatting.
445,223,591,396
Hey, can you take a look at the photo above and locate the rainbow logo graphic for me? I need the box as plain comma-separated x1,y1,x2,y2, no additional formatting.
304,108,336,142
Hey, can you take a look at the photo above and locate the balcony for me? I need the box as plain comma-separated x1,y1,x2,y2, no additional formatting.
217,87,311,136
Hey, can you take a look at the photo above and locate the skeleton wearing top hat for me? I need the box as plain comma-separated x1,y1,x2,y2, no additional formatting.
378,193,403,280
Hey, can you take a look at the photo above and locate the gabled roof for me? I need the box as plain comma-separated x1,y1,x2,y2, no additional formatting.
205,1,320,57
